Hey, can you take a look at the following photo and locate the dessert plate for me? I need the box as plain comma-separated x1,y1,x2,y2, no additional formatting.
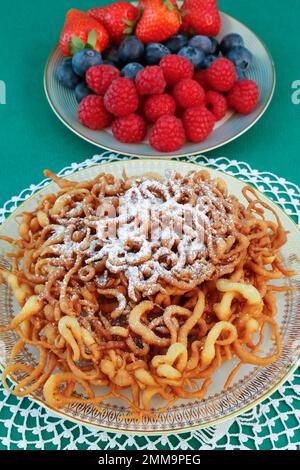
44,11,275,158
0,158,299,434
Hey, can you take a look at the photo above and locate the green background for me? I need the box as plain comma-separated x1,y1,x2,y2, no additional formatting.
0,0,299,451
0,0,300,207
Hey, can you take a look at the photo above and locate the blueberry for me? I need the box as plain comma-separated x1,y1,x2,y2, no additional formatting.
57,59,81,89
188,35,212,55
72,49,103,77
75,82,93,103
210,37,220,56
164,34,188,53
102,45,121,68
178,46,205,70
201,54,217,69
220,33,244,55
226,46,252,70
236,66,246,80
121,63,144,81
118,36,144,64
144,43,170,65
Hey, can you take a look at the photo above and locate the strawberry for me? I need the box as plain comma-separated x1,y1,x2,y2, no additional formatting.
59,9,109,57
88,2,140,46
181,0,221,37
135,0,181,44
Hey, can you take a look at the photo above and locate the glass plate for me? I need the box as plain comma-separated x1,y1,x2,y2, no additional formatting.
0,159,299,434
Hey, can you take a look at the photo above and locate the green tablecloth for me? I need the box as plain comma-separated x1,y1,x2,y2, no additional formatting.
0,0,299,451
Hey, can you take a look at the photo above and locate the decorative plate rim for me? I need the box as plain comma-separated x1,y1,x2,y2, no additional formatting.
43,11,276,158
0,158,299,435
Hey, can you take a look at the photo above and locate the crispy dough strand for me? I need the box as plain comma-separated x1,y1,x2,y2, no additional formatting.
0,170,292,419
128,301,170,347
233,317,282,365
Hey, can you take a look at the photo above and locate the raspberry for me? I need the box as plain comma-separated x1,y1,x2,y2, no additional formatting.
206,58,237,92
194,70,209,91
78,95,112,130
160,55,194,87
173,79,205,109
182,105,216,143
149,115,185,152
104,77,139,117
144,94,176,122
205,91,228,121
112,114,147,143
135,66,166,95
86,64,120,95
227,80,259,115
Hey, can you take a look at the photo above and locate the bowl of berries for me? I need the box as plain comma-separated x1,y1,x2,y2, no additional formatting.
44,0,275,157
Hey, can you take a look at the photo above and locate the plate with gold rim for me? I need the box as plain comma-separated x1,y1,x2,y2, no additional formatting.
0,159,299,434
44,11,275,158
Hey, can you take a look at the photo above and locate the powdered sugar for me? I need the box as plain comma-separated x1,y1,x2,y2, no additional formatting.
41,171,237,301
84,171,235,299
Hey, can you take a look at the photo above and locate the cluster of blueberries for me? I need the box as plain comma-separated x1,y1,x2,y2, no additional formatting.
58,33,252,103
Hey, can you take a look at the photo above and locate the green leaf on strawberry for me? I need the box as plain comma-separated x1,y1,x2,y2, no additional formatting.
123,19,135,35
136,6,143,22
69,36,85,55
123,19,134,27
163,0,176,12
123,6,142,35
87,30,97,48
124,27,134,35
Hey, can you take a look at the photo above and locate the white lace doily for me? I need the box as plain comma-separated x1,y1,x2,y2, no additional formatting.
0,152,299,450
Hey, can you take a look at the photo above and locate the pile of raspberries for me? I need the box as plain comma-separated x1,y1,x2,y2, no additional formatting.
78,56,259,153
